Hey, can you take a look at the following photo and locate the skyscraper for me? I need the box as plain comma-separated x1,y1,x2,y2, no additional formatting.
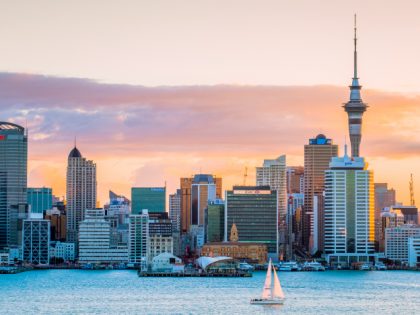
180,175,222,233
303,135,338,250
225,186,278,259
27,187,52,215
66,146,97,246
324,148,375,266
131,187,166,214
374,183,396,246
0,122,28,249
169,189,181,232
287,166,304,194
344,15,368,158
256,155,287,258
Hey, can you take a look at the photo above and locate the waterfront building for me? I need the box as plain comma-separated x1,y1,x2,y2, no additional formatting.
0,122,28,249
128,210,149,266
50,241,75,262
287,166,304,194
45,208,67,241
22,214,50,265
149,213,173,261
256,155,287,258
151,252,184,273
169,189,181,232
324,148,376,266
205,199,225,243
225,186,278,259
180,175,222,233
374,183,396,245
131,187,165,214
27,188,52,215
202,224,267,264
66,146,97,246
78,209,128,264
385,224,420,264
303,134,338,251
379,208,404,252
408,235,420,268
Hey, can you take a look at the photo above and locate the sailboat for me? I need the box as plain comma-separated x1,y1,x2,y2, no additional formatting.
250,259,285,305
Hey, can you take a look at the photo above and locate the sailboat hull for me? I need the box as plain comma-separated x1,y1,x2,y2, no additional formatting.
250,298,284,305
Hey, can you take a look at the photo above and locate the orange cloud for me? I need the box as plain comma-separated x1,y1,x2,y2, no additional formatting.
1,73,419,204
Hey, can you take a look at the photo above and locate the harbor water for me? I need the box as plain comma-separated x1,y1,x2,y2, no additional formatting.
0,270,419,314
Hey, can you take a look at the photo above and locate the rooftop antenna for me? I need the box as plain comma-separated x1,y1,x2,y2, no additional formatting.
354,14,358,79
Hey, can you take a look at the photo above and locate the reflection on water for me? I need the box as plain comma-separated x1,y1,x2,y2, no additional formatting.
0,270,419,314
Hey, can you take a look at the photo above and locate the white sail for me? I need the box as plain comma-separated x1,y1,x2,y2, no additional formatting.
261,259,272,299
272,266,285,299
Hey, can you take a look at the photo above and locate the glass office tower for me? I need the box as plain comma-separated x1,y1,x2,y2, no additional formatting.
0,122,28,249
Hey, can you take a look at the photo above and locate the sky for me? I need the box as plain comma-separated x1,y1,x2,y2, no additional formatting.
1,1,420,204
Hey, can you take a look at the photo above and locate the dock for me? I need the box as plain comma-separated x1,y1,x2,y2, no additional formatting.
138,271,252,277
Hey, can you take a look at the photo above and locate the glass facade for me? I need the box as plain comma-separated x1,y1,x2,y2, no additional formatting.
226,186,278,256
27,187,53,214
131,187,166,214
0,122,27,249
206,201,224,242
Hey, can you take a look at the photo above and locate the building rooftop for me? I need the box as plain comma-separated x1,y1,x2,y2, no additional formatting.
0,121,25,132
68,146,82,158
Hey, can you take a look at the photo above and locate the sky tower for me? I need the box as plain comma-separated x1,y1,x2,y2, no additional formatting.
344,15,368,157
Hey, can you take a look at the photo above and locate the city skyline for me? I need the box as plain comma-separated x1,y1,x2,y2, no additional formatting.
1,3,420,204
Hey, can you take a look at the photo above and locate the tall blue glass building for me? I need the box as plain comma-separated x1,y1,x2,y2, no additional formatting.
0,122,28,249
27,187,53,214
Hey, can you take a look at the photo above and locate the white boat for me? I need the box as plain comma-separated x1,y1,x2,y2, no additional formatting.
303,261,325,271
251,259,285,305
359,263,372,271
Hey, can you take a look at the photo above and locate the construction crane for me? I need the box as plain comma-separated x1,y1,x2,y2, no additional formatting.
243,167,248,186
410,173,415,206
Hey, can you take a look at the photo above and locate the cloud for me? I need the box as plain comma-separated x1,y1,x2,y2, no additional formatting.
1,72,419,203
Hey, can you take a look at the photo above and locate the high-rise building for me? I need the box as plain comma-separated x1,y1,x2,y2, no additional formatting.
205,199,225,243
131,187,166,214
0,122,28,249
169,189,181,232
374,183,396,245
303,134,338,250
385,225,420,264
408,236,420,268
22,214,50,265
225,186,278,259
129,210,149,267
78,209,128,264
191,175,217,226
344,16,368,158
149,213,173,261
45,208,67,241
379,208,404,252
27,187,52,215
324,149,376,266
66,146,97,246
287,166,304,194
256,155,287,258
180,175,222,233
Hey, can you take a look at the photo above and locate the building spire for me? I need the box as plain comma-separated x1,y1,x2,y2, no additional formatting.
354,14,357,79
344,14,367,158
